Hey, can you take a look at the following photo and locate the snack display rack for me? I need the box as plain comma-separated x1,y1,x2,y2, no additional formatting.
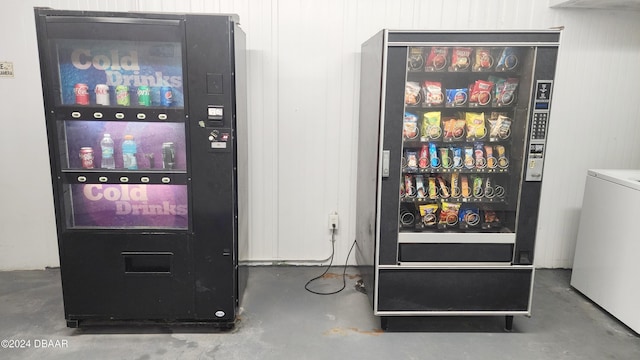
355,30,560,331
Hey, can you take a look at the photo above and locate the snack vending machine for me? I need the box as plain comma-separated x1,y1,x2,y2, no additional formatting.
34,8,247,328
355,30,560,330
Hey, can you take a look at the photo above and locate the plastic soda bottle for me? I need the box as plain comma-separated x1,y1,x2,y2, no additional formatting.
100,134,115,169
122,135,138,170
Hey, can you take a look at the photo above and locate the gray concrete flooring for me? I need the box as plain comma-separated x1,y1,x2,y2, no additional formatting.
0,267,638,359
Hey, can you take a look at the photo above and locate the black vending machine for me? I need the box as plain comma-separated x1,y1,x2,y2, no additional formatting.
355,30,560,330
34,8,248,328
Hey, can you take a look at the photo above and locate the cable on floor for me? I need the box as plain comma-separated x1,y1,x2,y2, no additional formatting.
304,227,357,295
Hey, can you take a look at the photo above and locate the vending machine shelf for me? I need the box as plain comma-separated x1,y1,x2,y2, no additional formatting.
54,106,185,122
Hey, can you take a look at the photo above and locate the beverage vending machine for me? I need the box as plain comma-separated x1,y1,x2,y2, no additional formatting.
355,30,560,330
34,8,247,328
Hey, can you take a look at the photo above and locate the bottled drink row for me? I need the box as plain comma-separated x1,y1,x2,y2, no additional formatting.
403,143,509,172
404,111,512,142
79,133,176,170
404,76,519,108
407,46,520,73
402,173,506,202
73,83,175,107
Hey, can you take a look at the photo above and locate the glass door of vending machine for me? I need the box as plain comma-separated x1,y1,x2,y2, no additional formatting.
356,30,559,331
36,9,246,328
400,46,532,248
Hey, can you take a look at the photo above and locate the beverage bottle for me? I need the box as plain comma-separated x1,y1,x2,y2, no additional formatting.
100,134,115,169
122,135,138,170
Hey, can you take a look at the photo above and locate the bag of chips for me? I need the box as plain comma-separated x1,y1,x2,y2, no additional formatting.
422,81,444,107
403,112,419,139
445,88,468,107
465,112,486,139
496,78,519,106
469,80,494,106
482,210,502,229
425,47,448,71
459,206,480,228
488,113,511,141
419,204,439,227
473,47,494,71
450,47,472,71
443,117,465,140
408,47,425,71
421,111,441,140
496,47,518,71
438,202,461,227
405,81,421,105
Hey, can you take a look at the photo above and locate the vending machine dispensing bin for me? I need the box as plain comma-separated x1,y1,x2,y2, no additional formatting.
34,8,248,328
355,30,560,330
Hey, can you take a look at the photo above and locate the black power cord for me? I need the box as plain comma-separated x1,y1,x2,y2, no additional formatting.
304,226,357,295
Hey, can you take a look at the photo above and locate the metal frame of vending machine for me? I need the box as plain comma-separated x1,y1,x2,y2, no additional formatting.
34,8,248,329
355,30,560,330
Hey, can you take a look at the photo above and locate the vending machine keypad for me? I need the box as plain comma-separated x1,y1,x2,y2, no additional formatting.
531,112,548,140
525,80,553,182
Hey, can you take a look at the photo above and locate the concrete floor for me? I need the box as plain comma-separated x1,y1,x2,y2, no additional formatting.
0,267,638,359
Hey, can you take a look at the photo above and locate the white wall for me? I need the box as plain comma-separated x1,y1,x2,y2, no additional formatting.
1,0,639,270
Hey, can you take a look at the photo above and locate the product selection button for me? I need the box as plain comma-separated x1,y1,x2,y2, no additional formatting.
115,112,125,120
120,177,129,183
140,177,150,183
137,113,146,120
98,176,108,183
71,112,81,119
93,112,103,119
158,114,168,120
77,176,86,182
161,177,171,184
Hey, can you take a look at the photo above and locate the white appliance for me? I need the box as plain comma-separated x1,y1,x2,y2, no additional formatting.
571,169,640,334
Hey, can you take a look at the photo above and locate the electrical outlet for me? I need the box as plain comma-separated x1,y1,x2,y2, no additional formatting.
328,212,339,230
